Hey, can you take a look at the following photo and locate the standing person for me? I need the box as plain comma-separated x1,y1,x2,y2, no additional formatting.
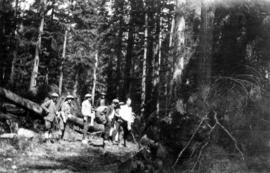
95,92,107,125
103,99,119,143
59,94,74,139
118,98,135,146
41,92,59,138
98,92,106,107
81,93,94,144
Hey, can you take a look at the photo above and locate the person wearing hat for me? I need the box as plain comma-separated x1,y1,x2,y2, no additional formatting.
81,93,94,144
41,92,59,137
59,94,75,138
102,98,119,143
95,92,107,125
96,92,107,107
117,97,135,146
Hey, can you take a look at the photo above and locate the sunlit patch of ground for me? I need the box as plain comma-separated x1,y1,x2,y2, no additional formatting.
0,137,138,173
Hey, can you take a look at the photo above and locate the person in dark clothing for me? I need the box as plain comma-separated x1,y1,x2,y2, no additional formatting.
96,92,106,107
102,99,119,144
41,92,59,138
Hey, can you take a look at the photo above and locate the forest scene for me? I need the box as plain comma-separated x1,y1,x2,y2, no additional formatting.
1,0,270,172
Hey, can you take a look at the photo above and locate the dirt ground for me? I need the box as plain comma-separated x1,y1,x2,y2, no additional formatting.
0,136,139,173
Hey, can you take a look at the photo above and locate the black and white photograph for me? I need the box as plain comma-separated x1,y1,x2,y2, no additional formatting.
0,0,270,172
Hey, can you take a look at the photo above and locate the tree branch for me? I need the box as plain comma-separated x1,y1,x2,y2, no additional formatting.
172,114,208,168
191,122,217,171
213,112,245,161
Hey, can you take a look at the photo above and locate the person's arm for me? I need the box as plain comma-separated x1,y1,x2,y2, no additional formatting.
41,100,50,113
62,102,69,114
81,101,86,116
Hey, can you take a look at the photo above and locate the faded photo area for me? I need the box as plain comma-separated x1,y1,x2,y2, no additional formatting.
0,0,270,172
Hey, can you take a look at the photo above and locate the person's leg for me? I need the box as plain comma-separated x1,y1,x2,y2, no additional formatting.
45,120,52,139
83,117,88,140
114,120,121,143
90,113,95,126
123,121,129,147
60,114,68,139
104,122,110,140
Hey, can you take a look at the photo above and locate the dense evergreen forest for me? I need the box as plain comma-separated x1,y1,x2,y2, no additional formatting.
1,0,270,172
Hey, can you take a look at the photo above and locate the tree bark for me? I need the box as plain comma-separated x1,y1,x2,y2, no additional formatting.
59,29,68,95
172,0,186,83
29,0,47,93
115,0,124,98
91,51,98,105
73,70,79,98
9,0,19,87
198,0,214,88
123,0,134,99
155,4,163,116
141,0,148,117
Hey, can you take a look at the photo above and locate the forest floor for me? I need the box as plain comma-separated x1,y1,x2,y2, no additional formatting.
0,136,138,173
1,135,270,173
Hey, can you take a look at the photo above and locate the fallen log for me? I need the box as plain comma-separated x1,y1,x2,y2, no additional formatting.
0,113,19,120
68,115,105,132
0,87,43,115
0,87,104,133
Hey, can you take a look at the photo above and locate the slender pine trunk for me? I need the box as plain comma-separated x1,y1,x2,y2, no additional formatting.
59,29,68,95
155,10,162,116
91,51,98,105
73,69,79,98
141,0,148,117
29,0,47,93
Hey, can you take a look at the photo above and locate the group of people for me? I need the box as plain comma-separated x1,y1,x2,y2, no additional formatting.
41,92,135,146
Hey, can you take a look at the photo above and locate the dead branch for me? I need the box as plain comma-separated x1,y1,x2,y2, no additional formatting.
172,115,208,168
213,112,245,161
191,123,217,171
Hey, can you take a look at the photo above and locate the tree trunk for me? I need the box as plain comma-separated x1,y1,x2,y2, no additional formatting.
172,0,186,83
198,0,214,88
169,10,175,48
29,0,47,93
141,0,148,117
166,5,176,114
59,29,68,95
107,53,114,100
123,0,134,98
91,51,98,105
73,69,79,98
116,0,124,98
9,0,19,87
155,5,163,116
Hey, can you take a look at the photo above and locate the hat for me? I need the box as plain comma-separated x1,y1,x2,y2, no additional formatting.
112,99,119,104
85,93,92,98
66,95,74,99
119,102,125,105
50,92,59,97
